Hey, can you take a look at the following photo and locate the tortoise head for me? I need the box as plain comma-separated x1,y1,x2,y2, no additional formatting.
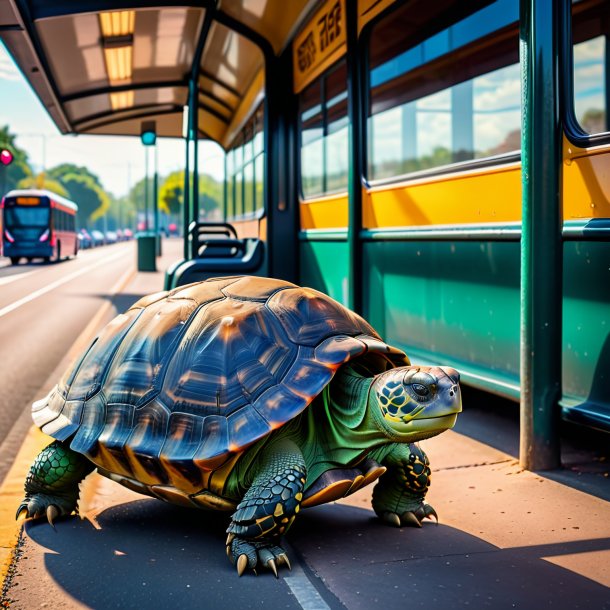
369,365,462,442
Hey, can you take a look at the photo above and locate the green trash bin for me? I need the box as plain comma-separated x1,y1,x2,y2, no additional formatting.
137,233,157,272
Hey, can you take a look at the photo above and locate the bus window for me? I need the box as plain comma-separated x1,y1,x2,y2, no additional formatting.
5,206,49,229
299,60,348,198
225,103,265,220
367,0,519,181
572,1,608,135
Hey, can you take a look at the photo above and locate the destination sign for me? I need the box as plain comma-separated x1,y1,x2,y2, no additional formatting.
293,0,346,93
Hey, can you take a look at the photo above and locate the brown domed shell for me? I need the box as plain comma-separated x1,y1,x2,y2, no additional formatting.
33,276,409,479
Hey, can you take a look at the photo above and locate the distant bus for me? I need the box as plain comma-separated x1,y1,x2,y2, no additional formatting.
1,189,78,265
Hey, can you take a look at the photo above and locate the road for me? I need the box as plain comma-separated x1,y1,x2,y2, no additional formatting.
0,243,136,482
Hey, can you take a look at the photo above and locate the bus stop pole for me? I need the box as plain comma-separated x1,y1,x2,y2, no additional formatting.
154,142,159,253
190,78,199,260
144,147,149,231
182,103,191,260
519,0,563,470
346,0,363,314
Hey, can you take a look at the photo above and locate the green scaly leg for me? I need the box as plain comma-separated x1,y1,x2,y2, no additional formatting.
226,438,306,577
371,443,438,528
16,440,95,526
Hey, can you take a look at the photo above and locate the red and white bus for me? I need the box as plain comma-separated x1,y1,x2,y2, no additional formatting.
1,189,79,265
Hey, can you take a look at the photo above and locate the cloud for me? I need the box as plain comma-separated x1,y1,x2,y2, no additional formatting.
0,46,20,81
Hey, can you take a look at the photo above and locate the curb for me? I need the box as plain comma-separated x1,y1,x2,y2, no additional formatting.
0,265,136,587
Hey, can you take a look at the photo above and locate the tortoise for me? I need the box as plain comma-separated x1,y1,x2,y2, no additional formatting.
18,275,462,577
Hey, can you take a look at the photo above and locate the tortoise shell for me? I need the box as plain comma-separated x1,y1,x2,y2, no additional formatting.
33,276,409,490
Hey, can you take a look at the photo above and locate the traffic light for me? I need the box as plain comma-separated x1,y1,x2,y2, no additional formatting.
140,121,156,146
0,148,14,166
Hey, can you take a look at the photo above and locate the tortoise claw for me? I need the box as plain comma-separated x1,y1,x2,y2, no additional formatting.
381,511,401,528
16,504,28,521
401,511,422,528
237,554,248,577
266,558,278,578
278,553,291,571
424,505,438,524
46,505,59,530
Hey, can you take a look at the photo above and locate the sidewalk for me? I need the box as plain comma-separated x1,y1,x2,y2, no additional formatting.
1,245,609,609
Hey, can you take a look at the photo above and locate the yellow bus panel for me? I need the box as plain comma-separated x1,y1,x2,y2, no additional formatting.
300,193,348,230
363,163,522,229
563,138,610,220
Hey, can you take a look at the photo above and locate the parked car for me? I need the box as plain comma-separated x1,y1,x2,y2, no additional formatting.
90,230,105,246
105,230,118,244
78,229,92,249
123,228,133,239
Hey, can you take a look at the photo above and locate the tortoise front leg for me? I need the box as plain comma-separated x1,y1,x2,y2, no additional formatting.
370,443,437,528
16,440,95,526
227,438,306,577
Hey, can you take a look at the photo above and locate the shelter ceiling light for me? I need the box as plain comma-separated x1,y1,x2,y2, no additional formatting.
99,11,135,37
104,45,133,82
110,90,134,110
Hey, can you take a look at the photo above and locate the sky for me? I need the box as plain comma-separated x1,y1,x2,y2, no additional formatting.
0,41,224,198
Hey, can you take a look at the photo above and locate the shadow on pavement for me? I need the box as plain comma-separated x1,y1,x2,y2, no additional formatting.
19,499,610,610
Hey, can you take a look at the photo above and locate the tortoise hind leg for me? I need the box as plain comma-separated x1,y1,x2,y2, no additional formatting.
227,438,306,577
17,440,95,526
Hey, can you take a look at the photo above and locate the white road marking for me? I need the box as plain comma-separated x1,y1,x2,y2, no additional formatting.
284,557,331,610
0,249,130,319
0,269,41,286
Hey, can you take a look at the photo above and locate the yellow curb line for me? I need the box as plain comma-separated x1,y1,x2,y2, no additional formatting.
0,265,137,587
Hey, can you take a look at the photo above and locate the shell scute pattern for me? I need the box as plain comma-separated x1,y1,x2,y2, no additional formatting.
102,297,199,407
66,308,143,402
267,287,377,347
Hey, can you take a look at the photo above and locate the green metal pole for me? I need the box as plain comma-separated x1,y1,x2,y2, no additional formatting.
191,79,199,260
144,147,149,231
519,0,563,470
346,0,363,313
154,144,159,233
183,114,190,260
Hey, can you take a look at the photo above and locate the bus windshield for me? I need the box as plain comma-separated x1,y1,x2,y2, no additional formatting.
4,207,50,228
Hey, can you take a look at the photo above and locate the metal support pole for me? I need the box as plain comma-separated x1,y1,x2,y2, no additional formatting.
346,0,363,313
144,146,149,231
183,119,190,259
519,0,563,470
154,143,159,235
190,79,199,260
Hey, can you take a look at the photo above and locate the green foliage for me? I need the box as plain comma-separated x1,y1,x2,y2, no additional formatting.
46,164,109,227
0,125,33,194
59,173,106,228
17,173,69,197
157,170,222,219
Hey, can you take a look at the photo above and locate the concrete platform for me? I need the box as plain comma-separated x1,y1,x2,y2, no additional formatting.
1,245,609,609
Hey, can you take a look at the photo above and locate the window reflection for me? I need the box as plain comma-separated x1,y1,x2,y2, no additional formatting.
299,61,348,199
367,0,520,181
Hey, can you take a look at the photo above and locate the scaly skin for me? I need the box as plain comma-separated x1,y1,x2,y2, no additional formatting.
370,443,438,527
226,438,305,576
16,440,95,525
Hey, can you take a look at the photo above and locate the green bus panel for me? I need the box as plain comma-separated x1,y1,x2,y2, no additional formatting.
361,239,610,425
299,239,349,307
561,241,610,427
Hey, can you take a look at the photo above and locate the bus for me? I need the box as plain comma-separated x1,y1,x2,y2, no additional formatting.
1,189,78,265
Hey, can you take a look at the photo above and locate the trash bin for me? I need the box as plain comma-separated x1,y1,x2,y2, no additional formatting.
137,233,157,272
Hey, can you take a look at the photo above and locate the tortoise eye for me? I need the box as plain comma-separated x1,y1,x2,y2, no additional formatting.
411,383,429,397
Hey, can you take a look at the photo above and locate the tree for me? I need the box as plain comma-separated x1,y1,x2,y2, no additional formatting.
158,171,223,220
46,164,110,227
59,173,107,228
0,125,33,194
17,173,69,197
